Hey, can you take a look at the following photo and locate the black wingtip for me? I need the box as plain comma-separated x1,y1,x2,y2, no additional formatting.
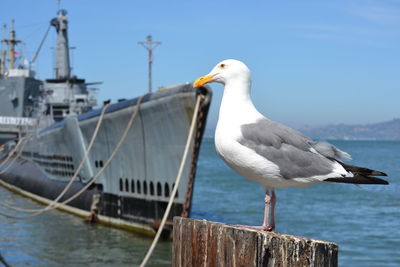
369,170,388,176
325,175,389,185
337,161,387,177
378,171,388,177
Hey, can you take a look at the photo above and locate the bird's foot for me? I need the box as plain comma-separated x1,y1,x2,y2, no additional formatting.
235,224,274,232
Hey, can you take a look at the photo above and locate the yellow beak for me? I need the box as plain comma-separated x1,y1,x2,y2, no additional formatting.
193,74,217,87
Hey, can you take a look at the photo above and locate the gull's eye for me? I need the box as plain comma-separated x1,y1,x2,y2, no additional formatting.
220,63,225,69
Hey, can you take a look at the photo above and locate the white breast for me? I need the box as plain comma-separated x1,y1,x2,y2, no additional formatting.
214,85,331,189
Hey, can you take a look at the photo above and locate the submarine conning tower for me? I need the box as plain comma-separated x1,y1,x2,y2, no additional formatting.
42,9,96,122
51,9,71,80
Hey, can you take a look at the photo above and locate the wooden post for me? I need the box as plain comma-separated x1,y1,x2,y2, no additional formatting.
173,217,338,267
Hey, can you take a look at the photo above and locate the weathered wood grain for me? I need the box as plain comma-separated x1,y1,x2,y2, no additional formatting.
173,217,338,267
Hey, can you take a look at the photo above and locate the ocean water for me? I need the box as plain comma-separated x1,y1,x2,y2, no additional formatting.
1,138,399,266
192,139,400,266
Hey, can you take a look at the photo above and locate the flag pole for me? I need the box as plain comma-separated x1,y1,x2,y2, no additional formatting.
138,35,161,93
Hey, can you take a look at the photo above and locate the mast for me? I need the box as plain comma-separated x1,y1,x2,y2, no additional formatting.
50,9,71,80
8,19,20,70
138,35,161,93
1,20,21,72
0,24,6,75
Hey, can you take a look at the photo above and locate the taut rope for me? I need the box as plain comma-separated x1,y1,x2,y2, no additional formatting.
139,94,202,267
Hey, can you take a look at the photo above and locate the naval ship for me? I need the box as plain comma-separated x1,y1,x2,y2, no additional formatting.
0,10,211,236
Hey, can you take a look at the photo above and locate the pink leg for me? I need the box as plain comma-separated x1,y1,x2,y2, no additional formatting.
236,188,274,231
262,189,273,231
270,189,276,230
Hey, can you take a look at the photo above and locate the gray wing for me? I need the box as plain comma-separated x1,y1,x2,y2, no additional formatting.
310,140,351,160
238,118,347,179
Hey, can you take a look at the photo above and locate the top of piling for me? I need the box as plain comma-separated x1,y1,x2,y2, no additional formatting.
173,217,338,267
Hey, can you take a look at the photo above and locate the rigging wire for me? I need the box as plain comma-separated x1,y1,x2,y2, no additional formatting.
31,24,51,64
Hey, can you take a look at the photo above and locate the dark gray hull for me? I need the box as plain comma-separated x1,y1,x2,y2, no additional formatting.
0,159,97,211
0,84,211,236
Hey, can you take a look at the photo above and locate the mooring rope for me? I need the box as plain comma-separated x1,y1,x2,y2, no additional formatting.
0,137,27,174
0,94,146,219
0,114,43,175
0,93,203,266
51,93,146,209
0,103,110,213
0,138,23,167
0,137,26,174
139,94,202,267
0,250,11,267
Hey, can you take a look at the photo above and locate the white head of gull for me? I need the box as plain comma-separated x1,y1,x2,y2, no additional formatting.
194,59,388,231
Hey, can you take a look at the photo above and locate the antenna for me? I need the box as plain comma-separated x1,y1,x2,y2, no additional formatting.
138,35,161,93
57,0,61,12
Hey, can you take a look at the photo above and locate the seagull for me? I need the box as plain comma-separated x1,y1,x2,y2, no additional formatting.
193,59,388,231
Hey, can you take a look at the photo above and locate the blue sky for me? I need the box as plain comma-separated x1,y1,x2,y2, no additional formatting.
1,0,399,129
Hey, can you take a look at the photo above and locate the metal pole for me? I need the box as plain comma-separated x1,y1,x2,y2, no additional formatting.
9,19,16,70
149,49,152,93
0,24,7,75
3,19,21,71
138,35,161,93
8,19,20,70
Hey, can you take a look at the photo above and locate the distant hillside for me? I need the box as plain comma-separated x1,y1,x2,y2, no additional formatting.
296,118,400,140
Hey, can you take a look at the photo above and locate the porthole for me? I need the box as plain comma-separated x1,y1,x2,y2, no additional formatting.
143,181,148,195
119,178,123,191
125,179,129,192
150,182,154,196
131,180,135,193
95,161,98,168
137,180,141,194
164,183,170,197
157,182,162,196
99,160,104,168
